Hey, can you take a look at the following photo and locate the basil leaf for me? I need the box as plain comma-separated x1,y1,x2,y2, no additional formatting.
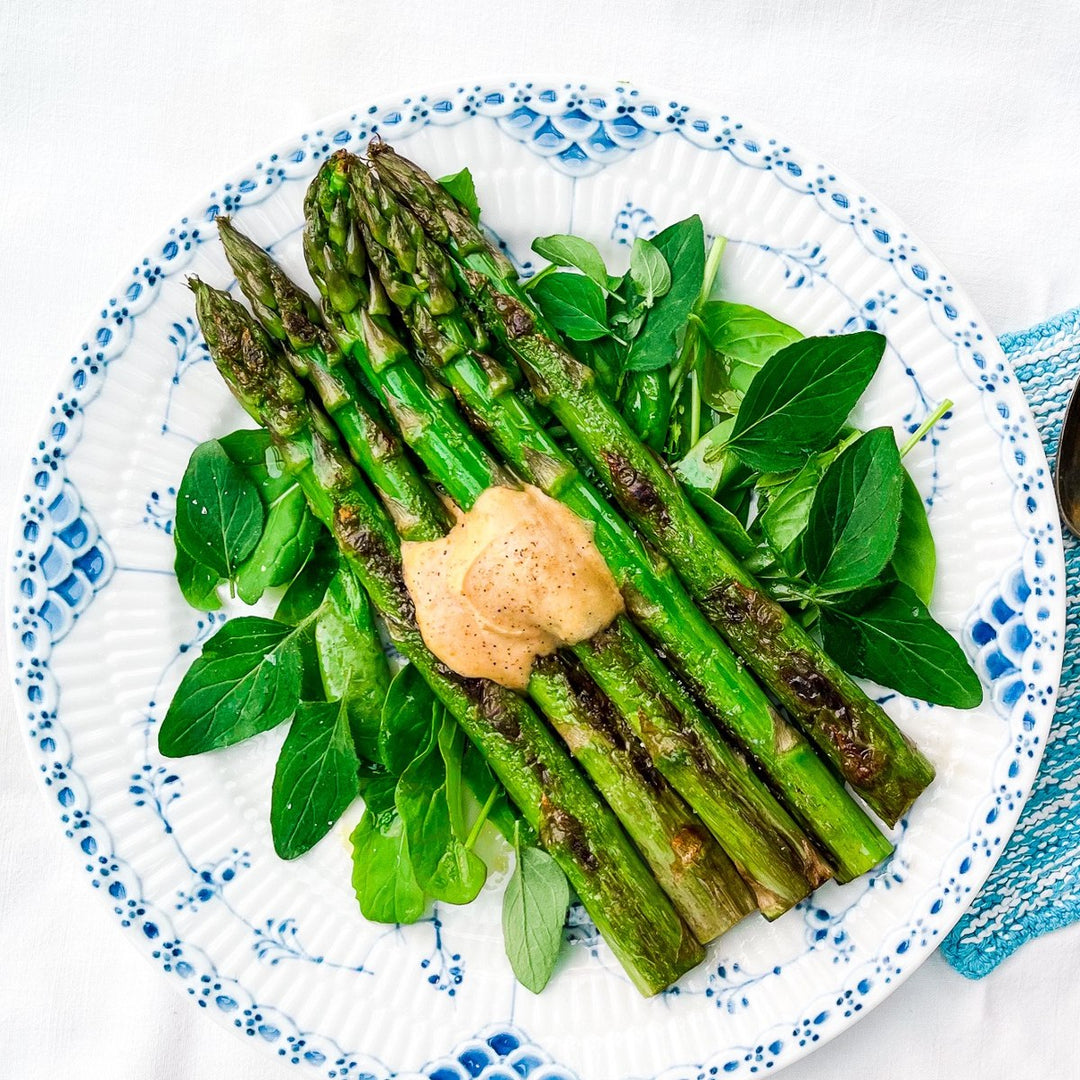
891,470,936,604
174,544,223,610
804,427,903,594
215,430,323,605
756,457,828,567
438,714,470,840
700,301,803,367
270,699,361,859
218,428,292,502
396,723,452,891
379,663,438,775
625,216,705,373
502,827,570,993
159,616,303,756
674,416,738,497
629,238,671,307
350,777,426,924
531,273,611,342
427,714,486,904
753,434,854,573
275,534,339,624
531,235,611,293
171,428,323,611
316,568,390,763
292,621,327,703
174,439,264,580
726,332,886,472
683,486,756,561
720,482,754,528
610,302,648,342
235,485,322,605
820,580,983,707
699,302,804,415
438,167,481,223
429,842,488,906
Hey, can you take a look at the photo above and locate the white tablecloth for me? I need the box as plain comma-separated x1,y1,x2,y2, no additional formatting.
2,2,1079,1076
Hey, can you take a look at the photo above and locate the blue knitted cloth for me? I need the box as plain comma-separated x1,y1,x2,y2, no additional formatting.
941,308,1080,978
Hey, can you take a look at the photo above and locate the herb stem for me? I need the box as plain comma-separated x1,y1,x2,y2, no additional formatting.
900,398,953,458
523,264,557,291
700,235,728,306
464,784,500,851
689,368,702,448
668,359,686,394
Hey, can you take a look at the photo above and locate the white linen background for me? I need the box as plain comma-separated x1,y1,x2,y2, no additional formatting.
2,1,1078,1076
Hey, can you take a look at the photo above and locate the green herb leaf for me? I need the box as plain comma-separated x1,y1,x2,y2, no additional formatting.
612,272,648,329
674,417,756,510
174,439,265,581
531,235,612,293
700,301,803,366
804,427,903,594
674,416,739,498
210,430,324,606
218,429,291,501
275,534,339,624
751,429,857,574
316,568,391,764
429,842,488,905
683,486,756,561
502,826,570,993
159,617,303,756
726,332,886,472
820,580,983,707
396,722,452,891
294,621,327,703
699,301,804,414
235,484,322,605
438,167,481,223
625,216,705,373
756,457,828,569
427,714,486,904
531,273,611,342
379,663,439,775
438,714,470,840
270,699,361,859
350,776,426,924
891,470,937,605
174,544,223,610
629,238,672,307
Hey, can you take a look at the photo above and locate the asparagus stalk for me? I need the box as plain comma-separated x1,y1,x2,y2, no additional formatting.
371,143,936,827
337,153,891,880
303,163,852,909
217,217,756,940
190,276,704,995
216,217,454,543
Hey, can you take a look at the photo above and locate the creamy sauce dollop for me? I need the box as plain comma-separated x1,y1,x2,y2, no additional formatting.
401,485,624,690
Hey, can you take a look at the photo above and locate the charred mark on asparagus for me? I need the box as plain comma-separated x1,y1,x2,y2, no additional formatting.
601,451,672,532
540,796,599,873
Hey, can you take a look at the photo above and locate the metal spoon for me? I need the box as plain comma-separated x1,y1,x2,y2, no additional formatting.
1055,380,1080,537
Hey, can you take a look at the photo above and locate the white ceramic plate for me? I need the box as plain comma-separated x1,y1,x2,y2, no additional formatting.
6,80,1065,1079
